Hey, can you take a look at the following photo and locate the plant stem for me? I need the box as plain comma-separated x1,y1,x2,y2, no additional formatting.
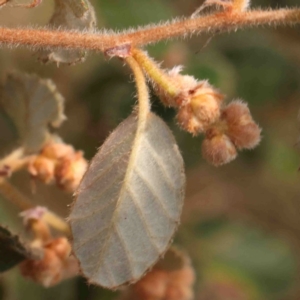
0,180,31,210
125,56,150,121
0,148,30,176
0,8,299,52
131,48,179,97
0,179,70,235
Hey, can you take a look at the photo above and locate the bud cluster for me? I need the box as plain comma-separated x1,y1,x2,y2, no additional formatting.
124,264,195,300
202,101,261,166
150,65,261,166
28,142,88,192
19,207,78,287
131,48,261,166
155,66,224,136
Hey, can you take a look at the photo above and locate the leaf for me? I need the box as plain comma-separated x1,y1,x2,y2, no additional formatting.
69,112,185,288
38,0,96,65
0,72,65,153
0,225,31,272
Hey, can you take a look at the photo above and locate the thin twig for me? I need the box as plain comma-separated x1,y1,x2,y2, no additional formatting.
125,55,150,120
131,48,179,97
0,179,70,235
0,8,299,52
0,148,31,177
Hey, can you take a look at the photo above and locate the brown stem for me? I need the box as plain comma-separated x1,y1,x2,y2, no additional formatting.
0,179,70,235
125,55,150,121
0,9,299,52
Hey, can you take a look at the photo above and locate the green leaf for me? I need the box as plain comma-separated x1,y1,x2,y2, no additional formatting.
70,112,186,289
38,0,96,65
0,72,65,153
0,225,31,272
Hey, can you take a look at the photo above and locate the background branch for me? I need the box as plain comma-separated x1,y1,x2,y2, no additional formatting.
0,8,299,52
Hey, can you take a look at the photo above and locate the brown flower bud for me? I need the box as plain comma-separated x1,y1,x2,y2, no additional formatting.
177,104,205,135
41,143,74,160
152,66,198,107
50,237,71,260
222,101,261,149
127,257,195,300
202,133,237,166
28,156,55,184
19,237,74,287
20,246,63,287
133,269,168,300
176,81,223,135
165,266,195,300
55,151,88,192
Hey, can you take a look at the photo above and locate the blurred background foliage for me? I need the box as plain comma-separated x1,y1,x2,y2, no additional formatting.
1,0,300,299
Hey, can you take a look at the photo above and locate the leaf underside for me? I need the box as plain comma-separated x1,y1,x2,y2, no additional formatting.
70,112,185,288
0,72,65,153
0,225,31,272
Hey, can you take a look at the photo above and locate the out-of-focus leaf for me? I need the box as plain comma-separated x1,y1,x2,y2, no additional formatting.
0,72,65,153
0,225,31,272
38,0,96,65
70,112,185,289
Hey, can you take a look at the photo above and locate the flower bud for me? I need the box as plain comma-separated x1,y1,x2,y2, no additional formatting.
177,104,205,135
222,101,261,149
176,81,224,135
41,143,74,160
202,133,237,166
50,237,71,260
133,269,168,300
55,151,88,192
20,246,63,287
125,254,195,300
19,237,73,287
28,156,55,184
153,66,197,107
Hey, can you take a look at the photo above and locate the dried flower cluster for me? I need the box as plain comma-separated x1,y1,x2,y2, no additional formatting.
28,142,88,192
202,101,261,166
19,207,78,287
131,49,261,166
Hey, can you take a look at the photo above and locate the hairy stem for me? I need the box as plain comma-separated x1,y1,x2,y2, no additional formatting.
0,8,299,52
131,48,179,97
0,179,70,235
0,148,31,176
125,55,150,120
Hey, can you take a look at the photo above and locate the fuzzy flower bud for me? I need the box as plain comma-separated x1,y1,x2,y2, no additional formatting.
19,237,72,287
54,151,88,193
202,129,237,166
177,80,224,135
120,247,194,300
41,143,74,160
20,246,62,287
155,66,198,107
221,100,261,149
133,270,168,300
130,50,223,135
130,265,194,300
28,156,55,184
27,142,87,192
